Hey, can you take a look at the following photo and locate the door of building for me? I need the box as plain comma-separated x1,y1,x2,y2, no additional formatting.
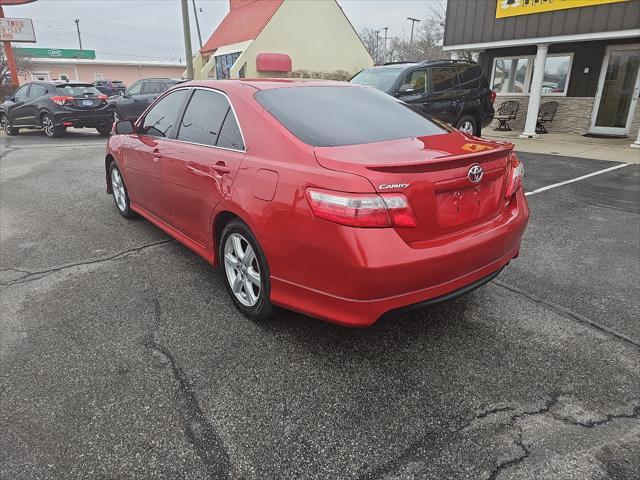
589,45,640,136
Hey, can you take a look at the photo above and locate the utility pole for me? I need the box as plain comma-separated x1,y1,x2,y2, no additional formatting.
407,17,421,45
74,19,82,51
382,27,388,62
181,0,194,80
191,0,203,49
374,30,380,64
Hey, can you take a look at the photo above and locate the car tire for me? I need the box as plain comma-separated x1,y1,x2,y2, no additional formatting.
1,113,19,135
96,124,112,136
456,115,479,136
41,113,65,138
220,219,274,321
108,161,136,218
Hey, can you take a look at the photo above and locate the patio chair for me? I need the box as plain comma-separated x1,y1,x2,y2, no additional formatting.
536,101,559,134
494,100,520,131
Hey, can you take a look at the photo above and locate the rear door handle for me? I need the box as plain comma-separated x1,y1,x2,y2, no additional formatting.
211,162,230,174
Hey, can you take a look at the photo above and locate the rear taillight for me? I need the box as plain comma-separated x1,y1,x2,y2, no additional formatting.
489,90,497,104
98,94,108,102
50,95,74,106
504,154,524,199
306,188,417,228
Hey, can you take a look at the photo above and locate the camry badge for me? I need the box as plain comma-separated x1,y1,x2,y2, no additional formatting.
379,183,410,190
467,164,483,183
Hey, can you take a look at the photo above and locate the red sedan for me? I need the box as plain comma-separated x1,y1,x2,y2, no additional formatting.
105,80,528,327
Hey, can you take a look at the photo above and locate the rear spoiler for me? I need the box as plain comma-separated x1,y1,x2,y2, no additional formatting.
365,143,514,172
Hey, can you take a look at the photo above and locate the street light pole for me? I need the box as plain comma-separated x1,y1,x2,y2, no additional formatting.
74,19,82,51
181,0,194,80
374,29,380,63
407,17,421,45
191,0,203,49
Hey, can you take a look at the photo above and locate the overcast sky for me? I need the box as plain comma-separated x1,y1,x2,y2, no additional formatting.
4,0,445,63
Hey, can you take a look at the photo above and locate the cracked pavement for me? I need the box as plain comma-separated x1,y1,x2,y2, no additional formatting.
1,131,639,479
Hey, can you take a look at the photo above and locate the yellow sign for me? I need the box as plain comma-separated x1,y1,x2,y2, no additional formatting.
496,0,628,19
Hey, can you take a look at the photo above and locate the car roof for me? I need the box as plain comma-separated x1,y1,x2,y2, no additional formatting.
183,78,359,92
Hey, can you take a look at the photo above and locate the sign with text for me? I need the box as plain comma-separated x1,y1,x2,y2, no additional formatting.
496,0,628,19
16,47,96,59
0,17,35,42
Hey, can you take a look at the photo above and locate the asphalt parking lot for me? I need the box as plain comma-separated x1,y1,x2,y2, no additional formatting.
1,129,639,480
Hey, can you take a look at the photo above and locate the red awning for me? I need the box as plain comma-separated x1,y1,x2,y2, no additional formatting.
0,1,38,5
200,0,283,55
256,52,291,73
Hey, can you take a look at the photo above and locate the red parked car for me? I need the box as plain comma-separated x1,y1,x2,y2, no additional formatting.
105,80,528,327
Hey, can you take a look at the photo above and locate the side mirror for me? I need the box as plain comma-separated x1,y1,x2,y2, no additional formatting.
114,119,134,135
5,95,14,102
397,84,417,95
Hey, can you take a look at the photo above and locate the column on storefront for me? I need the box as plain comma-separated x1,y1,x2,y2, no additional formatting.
520,43,549,138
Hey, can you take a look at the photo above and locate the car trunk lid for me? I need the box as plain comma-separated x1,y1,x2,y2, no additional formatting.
314,132,514,243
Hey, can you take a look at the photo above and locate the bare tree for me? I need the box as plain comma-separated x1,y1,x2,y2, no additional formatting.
1,45,32,84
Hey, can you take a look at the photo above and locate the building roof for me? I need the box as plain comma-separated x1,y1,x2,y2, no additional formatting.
200,0,284,55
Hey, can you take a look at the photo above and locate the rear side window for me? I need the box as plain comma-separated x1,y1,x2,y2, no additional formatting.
139,89,188,137
217,110,244,150
29,85,47,98
143,82,164,94
430,68,455,93
177,89,230,147
255,86,447,147
457,64,482,89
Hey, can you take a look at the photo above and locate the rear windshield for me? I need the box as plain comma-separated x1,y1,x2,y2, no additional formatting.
56,84,101,96
255,86,447,147
350,67,405,92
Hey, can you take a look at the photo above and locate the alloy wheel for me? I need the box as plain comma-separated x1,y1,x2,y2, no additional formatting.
223,233,262,307
459,120,474,135
110,168,127,212
42,116,54,137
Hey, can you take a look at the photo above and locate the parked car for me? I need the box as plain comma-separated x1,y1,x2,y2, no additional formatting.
105,80,528,327
108,78,184,121
350,60,496,136
1,81,113,138
92,79,126,96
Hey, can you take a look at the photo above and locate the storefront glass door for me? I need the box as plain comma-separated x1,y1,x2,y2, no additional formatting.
589,45,640,136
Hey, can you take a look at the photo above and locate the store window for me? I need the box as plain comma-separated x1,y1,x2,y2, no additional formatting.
215,52,241,79
491,54,572,96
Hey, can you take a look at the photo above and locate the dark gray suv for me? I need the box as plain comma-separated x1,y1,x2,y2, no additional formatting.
108,78,184,121
350,60,495,136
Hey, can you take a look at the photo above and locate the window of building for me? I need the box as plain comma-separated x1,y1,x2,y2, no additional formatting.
215,52,240,79
139,89,189,138
60,74,70,82
177,89,230,146
491,54,573,96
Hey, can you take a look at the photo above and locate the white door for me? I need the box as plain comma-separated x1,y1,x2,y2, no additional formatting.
589,45,640,136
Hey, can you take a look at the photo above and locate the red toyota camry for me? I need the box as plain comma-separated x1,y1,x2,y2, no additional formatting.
105,80,528,327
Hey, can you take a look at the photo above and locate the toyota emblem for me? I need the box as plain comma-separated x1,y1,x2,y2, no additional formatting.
467,164,483,183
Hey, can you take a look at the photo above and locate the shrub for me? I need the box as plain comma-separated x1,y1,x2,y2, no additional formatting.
289,69,352,82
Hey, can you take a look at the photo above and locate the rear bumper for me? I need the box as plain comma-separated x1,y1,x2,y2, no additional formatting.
269,189,528,327
52,109,113,128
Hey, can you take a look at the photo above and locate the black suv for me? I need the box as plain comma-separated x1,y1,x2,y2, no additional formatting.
350,60,495,136
108,78,184,121
92,79,126,97
1,81,113,138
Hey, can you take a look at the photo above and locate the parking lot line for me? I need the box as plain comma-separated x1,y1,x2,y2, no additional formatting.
525,163,630,196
